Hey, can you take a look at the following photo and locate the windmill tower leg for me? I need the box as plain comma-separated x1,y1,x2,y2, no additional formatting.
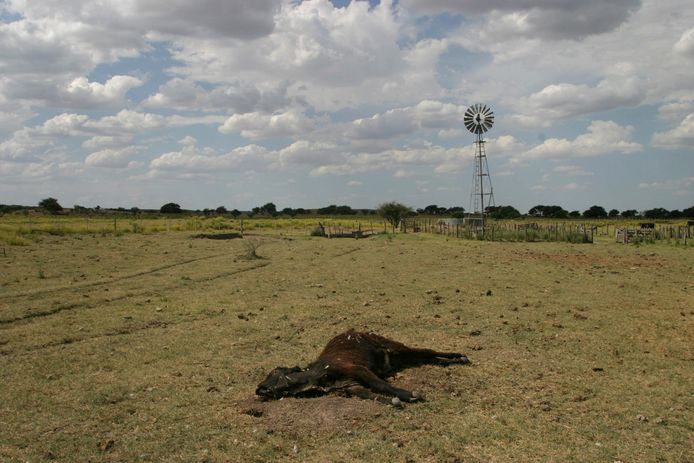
470,134,495,234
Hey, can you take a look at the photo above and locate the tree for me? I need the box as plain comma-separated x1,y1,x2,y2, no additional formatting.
583,205,607,218
259,202,277,216
528,205,568,218
423,204,447,215
608,209,620,218
682,205,694,218
544,205,568,218
528,205,545,217
487,205,521,219
621,209,638,218
569,210,581,218
230,209,242,218
39,197,63,214
160,202,182,213
377,202,413,233
317,205,356,215
643,207,670,219
215,206,227,214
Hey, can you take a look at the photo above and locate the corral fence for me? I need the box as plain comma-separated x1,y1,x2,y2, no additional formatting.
400,219,594,243
614,223,692,244
315,221,379,238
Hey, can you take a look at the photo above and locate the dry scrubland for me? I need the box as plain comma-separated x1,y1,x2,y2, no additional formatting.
0,228,692,462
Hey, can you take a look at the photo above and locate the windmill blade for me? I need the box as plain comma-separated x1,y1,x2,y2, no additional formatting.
464,103,494,134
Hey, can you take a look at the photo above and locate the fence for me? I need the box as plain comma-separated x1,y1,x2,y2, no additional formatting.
401,219,594,243
615,225,691,244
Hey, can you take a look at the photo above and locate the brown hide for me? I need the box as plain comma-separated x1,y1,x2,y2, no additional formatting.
256,329,469,404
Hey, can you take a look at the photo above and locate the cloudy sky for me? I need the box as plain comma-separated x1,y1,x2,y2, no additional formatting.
1,0,692,212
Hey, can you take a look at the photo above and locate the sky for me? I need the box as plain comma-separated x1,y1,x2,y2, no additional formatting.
1,0,693,213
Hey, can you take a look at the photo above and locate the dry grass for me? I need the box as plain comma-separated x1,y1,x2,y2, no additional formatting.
0,230,692,462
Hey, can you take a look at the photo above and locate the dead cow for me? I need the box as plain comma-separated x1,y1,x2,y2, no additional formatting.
256,329,469,406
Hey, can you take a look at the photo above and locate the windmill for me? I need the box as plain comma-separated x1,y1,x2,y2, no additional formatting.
463,103,495,232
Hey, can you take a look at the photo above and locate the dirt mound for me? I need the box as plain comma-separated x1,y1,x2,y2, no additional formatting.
236,396,384,436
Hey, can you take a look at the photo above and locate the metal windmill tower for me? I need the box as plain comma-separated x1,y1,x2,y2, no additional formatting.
463,103,496,231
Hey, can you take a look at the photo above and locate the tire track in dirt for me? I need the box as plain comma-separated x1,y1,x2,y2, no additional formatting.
0,260,270,326
0,252,236,301
2,310,231,356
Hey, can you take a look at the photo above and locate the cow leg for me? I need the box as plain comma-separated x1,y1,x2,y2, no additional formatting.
391,347,470,367
342,385,395,406
368,333,468,363
341,364,422,402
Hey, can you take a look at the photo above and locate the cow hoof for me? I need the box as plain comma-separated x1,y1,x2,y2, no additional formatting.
391,397,403,408
411,391,422,402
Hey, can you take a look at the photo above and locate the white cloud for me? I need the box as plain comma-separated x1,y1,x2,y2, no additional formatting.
403,0,641,40
489,135,525,154
85,146,142,168
127,0,281,39
438,128,465,139
309,144,468,176
657,101,694,121
349,100,467,140
511,76,643,126
164,0,447,110
82,135,134,150
652,113,694,149
562,182,587,190
481,2,641,41
638,177,693,197
0,110,224,163
64,75,143,107
0,0,280,119
553,165,594,176
394,170,415,178
143,78,293,114
8,0,281,40
518,120,642,161
85,110,165,132
277,140,342,166
150,143,276,173
674,27,694,57
219,110,317,140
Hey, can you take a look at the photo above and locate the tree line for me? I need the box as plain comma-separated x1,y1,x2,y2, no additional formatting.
2,198,693,221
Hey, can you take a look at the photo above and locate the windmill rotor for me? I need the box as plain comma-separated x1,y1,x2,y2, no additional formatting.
464,104,494,134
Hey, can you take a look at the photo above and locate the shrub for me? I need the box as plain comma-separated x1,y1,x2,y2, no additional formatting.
241,239,263,259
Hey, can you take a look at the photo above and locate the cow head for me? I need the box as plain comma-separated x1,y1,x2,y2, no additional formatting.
256,366,319,399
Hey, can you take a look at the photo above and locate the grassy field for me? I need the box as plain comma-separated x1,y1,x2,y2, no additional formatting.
0,214,385,245
0,227,692,462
